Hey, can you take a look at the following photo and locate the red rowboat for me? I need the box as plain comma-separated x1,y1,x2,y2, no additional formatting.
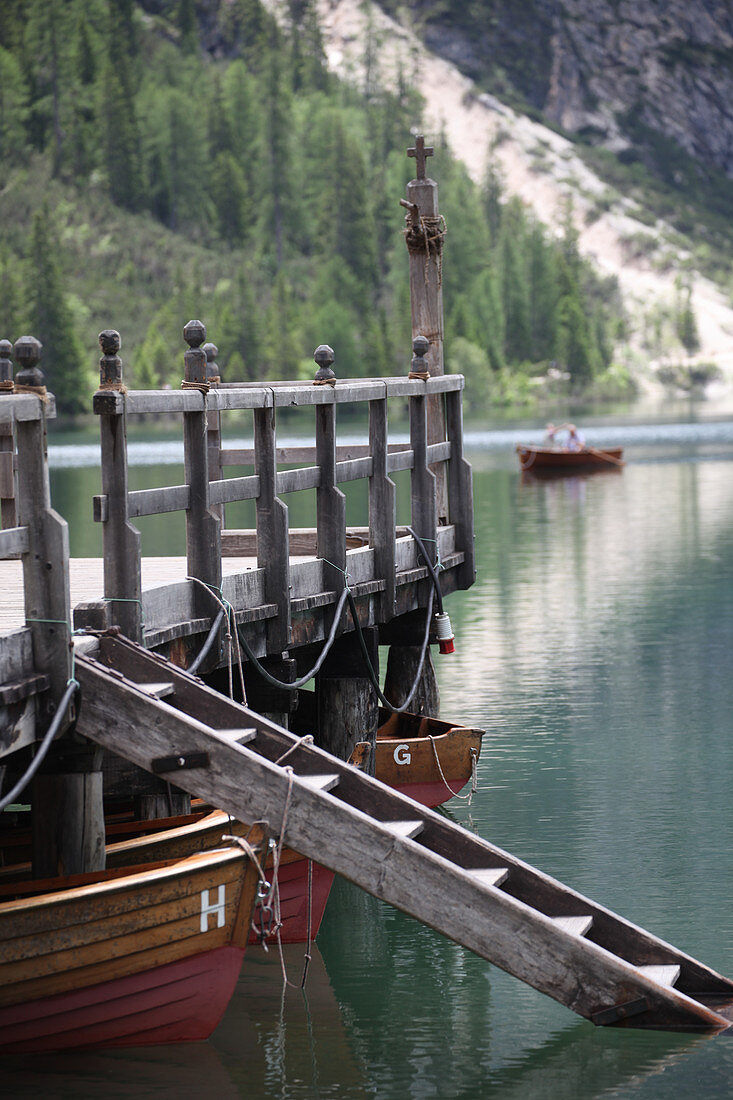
516,443,624,473
0,840,265,1053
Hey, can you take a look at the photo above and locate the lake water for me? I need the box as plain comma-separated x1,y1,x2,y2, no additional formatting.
5,413,733,1097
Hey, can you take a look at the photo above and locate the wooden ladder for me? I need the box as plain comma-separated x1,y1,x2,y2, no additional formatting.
75,633,733,1033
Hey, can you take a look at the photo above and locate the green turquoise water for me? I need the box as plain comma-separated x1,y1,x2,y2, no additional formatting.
5,416,733,1097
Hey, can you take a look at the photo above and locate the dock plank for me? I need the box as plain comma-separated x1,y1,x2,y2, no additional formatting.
0,556,261,636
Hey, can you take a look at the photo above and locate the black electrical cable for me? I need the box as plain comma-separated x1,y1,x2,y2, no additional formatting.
236,585,351,690
0,680,80,813
187,608,226,674
405,525,444,615
234,530,445,710
346,586,435,713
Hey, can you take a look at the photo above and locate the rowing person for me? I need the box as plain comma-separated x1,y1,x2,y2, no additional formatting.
566,424,585,451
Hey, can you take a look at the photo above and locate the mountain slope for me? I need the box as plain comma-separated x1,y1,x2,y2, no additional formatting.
309,0,733,385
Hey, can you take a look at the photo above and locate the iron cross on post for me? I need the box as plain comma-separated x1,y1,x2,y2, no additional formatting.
408,135,434,180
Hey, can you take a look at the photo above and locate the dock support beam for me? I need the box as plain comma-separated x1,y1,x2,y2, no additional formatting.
316,630,379,768
32,746,105,877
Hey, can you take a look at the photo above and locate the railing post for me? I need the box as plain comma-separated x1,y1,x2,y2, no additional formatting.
445,386,476,589
383,336,440,718
0,339,15,530
13,336,72,710
204,340,223,524
368,385,396,620
254,396,291,653
403,135,448,522
408,337,437,545
14,338,106,878
95,329,143,642
182,320,222,603
313,345,346,588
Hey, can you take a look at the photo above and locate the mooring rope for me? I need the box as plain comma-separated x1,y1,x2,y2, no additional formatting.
429,739,478,806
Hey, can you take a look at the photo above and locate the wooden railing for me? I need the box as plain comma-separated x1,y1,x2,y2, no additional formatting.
91,328,475,655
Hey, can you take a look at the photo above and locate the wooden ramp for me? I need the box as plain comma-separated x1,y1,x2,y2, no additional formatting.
74,634,733,1034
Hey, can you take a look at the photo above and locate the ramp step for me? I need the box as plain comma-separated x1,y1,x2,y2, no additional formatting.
552,915,594,937
637,964,681,987
133,681,175,699
215,728,257,744
466,867,509,887
295,773,341,792
385,820,424,839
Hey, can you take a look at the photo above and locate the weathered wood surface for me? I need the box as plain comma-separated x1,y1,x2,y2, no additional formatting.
14,404,72,712
96,374,462,417
404,140,448,520
254,405,290,653
31,770,105,878
72,638,733,1033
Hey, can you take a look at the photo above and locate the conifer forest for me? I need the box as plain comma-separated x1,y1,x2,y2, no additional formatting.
0,0,628,414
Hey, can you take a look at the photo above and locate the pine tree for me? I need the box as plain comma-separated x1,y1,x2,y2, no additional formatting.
178,0,198,55
259,37,294,269
527,221,557,361
210,151,249,245
311,111,378,291
499,211,531,363
100,6,143,211
26,206,90,413
0,245,24,340
0,47,28,165
23,0,75,176
554,294,599,383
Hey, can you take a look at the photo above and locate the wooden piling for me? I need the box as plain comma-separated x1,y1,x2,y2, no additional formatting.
316,629,379,767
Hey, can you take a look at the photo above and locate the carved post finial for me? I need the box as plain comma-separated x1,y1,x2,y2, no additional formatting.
407,134,434,181
409,334,431,380
0,340,13,391
98,329,123,390
182,320,208,389
13,336,44,390
203,341,220,383
313,344,336,386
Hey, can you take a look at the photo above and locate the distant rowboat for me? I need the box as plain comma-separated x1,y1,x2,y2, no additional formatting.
516,444,624,473
0,840,265,1053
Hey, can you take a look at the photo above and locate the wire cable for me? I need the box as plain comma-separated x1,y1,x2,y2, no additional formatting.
0,679,80,812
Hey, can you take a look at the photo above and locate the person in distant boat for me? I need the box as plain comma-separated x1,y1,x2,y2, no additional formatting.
544,422,559,446
566,424,585,451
